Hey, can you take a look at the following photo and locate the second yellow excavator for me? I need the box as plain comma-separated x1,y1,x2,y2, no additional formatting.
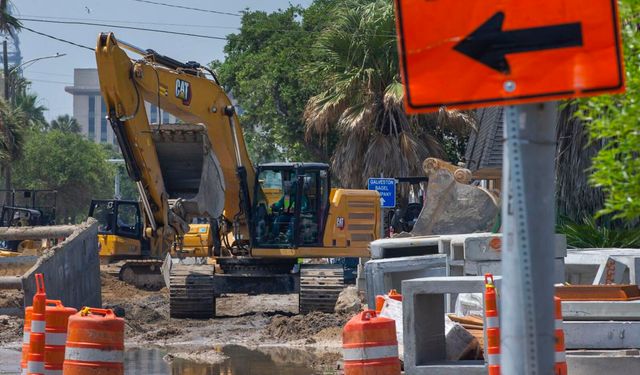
93,33,381,318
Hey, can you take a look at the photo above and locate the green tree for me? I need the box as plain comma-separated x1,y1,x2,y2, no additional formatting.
304,0,472,188
101,143,139,200
213,0,341,163
13,130,115,223
0,98,26,200
49,114,81,133
15,93,47,130
577,0,640,221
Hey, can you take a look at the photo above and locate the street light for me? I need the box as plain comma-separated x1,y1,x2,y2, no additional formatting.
4,52,67,99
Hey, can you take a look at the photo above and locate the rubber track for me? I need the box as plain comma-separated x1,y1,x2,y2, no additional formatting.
169,264,215,319
299,264,344,314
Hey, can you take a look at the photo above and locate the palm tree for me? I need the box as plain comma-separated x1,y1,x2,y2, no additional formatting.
0,98,26,202
49,114,81,133
15,93,47,130
304,0,473,188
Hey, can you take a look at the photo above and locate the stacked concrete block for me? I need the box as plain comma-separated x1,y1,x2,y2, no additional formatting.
565,249,640,285
364,254,448,308
567,350,640,374
402,276,501,375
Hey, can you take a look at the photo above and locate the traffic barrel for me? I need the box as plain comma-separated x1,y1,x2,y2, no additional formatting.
20,308,32,375
375,289,402,313
342,309,400,375
484,273,500,375
63,307,125,375
27,274,47,375
554,297,568,375
44,300,77,375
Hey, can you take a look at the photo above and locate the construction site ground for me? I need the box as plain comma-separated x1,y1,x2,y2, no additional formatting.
0,272,348,372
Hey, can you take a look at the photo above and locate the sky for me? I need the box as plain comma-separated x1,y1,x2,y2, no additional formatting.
12,0,312,121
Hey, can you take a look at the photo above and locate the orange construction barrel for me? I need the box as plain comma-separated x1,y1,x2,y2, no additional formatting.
44,300,77,375
63,308,124,375
343,310,401,375
375,289,403,313
21,308,32,375
28,274,47,375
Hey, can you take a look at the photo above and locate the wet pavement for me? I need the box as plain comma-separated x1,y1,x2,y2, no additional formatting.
0,345,323,374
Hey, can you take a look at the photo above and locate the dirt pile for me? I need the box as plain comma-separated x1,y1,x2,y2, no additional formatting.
0,314,23,345
0,290,22,310
264,311,350,342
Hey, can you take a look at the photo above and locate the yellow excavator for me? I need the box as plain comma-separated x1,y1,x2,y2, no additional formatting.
93,33,381,318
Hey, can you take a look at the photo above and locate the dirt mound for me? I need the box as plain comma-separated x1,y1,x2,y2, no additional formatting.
0,290,22,310
0,314,23,344
264,312,350,342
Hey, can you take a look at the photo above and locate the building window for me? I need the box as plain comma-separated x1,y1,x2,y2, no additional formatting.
162,110,169,124
100,99,107,143
150,104,157,124
88,96,95,141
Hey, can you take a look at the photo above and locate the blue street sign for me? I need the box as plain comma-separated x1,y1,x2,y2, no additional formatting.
367,178,396,208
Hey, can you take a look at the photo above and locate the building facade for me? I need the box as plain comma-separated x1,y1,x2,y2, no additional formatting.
64,68,176,144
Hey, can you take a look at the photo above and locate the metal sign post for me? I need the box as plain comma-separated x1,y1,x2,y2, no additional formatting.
501,102,558,374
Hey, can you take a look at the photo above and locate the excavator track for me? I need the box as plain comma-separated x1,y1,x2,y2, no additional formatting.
102,259,165,290
299,264,344,314
169,263,215,319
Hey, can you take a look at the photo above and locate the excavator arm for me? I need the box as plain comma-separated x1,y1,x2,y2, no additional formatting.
95,32,257,257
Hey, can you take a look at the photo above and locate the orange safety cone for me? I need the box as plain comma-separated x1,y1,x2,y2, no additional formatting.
44,300,77,375
27,274,46,375
375,289,403,313
20,308,32,375
342,310,400,375
554,297,568,375
63,307,125,375
484,273,500,375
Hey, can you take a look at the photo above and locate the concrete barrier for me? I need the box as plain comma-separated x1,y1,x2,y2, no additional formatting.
0,219,101,315
401,275,502,375
567,350,640,374
565,249,640,285
364,254,448,308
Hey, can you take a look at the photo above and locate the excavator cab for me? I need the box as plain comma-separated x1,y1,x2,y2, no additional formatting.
252,163,330,248
89,199,147,259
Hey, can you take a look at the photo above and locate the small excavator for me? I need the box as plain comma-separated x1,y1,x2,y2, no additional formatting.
93,33,381,318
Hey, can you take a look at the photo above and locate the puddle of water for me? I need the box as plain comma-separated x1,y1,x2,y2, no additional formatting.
0,346,327,374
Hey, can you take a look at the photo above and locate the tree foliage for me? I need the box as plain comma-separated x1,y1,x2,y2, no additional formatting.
49,114,81,133
213,0,342,163
304,0,472,188
577,0,640,221
13,130,115,223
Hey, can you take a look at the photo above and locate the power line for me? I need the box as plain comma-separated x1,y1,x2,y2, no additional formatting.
20,14,240,30
20,25,94,51
131,0,241,17
20,18,228,41
27,78,74,85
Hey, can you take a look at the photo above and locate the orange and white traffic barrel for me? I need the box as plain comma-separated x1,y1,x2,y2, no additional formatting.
554,296,568,375
27,274,47,375
63,307,124,375
44,300,77,375
484,273,500,375
342,309,400,375
20,307,32,375
375,289,402,313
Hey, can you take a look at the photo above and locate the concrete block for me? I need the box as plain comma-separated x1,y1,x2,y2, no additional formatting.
462,233,566,261
566,249,640,285
364,254,447,308
402,276,501,374
462,258,565,283
563,301,640,321
564,321,640,349
369,236,440,259
567,350,640,375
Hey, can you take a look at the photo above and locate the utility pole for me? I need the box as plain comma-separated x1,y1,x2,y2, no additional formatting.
501,103,557,374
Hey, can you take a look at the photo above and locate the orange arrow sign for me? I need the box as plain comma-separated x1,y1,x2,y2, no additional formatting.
395,0,625,113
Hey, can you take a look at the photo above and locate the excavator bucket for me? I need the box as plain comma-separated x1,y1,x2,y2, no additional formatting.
410,158,499,236
151,124,226,220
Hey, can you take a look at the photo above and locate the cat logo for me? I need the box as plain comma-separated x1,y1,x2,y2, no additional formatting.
175,78,191,105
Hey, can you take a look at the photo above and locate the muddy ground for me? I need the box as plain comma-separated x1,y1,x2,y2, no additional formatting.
1,272,351,371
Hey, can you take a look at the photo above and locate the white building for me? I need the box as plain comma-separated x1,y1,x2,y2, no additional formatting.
64,68,176,144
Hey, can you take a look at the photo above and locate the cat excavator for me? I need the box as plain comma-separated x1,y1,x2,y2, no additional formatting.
94,33,381,318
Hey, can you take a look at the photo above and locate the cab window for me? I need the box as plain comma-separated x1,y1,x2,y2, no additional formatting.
92,202,115,234
115,203,140,237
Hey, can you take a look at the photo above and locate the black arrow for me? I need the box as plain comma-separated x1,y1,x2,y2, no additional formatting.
454,12,583,74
